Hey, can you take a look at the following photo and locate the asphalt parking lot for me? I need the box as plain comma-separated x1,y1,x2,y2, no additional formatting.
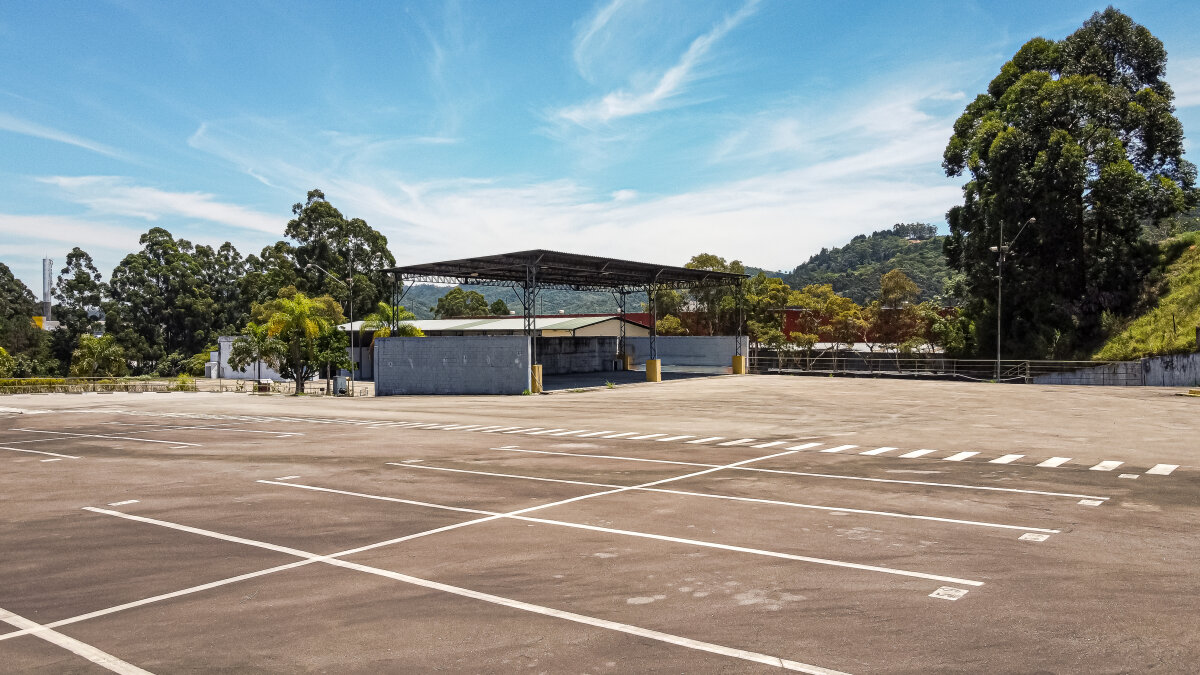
1,376,1196,673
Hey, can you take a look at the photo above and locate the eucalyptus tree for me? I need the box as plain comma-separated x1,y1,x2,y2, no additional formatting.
943,8,1196,357
50,248,105,367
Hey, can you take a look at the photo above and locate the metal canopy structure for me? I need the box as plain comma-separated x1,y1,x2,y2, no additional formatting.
381,249,748,364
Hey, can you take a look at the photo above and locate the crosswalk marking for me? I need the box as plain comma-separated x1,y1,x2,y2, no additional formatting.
943,452,978,462
1037,457,1071,467
820,445,858,453
989,454,1024,464
717,438,755,446
686,437,723,444
860,447,897,456
751,441,787,449
899,449,936,459
656,435,694,442
1089,460,1123,471
1146,464,1178,475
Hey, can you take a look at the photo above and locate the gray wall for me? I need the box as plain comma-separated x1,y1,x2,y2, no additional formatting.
1033,352,1200,387
623,336,749,367
536,337,618,375
212,336,286,380
374,336,531,395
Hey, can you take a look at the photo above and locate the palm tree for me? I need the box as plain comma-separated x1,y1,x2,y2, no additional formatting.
70,335,128,377
228,322,283,381
265,294,332,394
361,301,423,345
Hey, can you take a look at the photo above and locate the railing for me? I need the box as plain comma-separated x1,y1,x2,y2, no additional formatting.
747,351,1140,384
0,377,376,396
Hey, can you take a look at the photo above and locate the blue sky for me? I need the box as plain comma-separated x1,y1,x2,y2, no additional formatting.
3,0,1199,292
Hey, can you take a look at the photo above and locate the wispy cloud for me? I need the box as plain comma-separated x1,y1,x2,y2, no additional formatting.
0,113,127,160
555,0,759,127
0,213,144,256
571,0,634,83
1170,57,1200,108
38,176,282,234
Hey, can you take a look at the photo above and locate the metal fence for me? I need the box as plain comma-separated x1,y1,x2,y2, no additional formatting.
0,377,375,396
747,351,1140,384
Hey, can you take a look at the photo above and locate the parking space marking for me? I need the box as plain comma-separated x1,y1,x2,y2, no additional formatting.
751,441,786,449
80,510,849,673
943,452,978,462
503,427,543,434
1146,464,1178,476
1078,499,1104,506
928,587,968,601
576,431,616,437
527,428,568,435
276,475,301,480
386,463,1061,533
989,454,1024,464
1038,457,1072,467
899,449,935,459
860,447,898,456
11,428,200,447
656,435,694,442
481,426,523,433
600,432,638,439
0,605,153,674
0,445,81,459
820,445,858,453
491,446,1111,500
718,438,756,446
549,430,591,436
628,433,667,440
1089,461,1122,471
1018,533,1050,542
1119,474,1139,480
40,458,63,462
785,443,822,451
107,500,139,506
686,436,723,444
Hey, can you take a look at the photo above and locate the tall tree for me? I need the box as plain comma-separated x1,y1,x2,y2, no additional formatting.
432,287,490,318
194,241,249,337
0,262,44,358
69,334,127,377
943,8,1196,357
50,248,105,369
684,253,745,335
263,292,343,394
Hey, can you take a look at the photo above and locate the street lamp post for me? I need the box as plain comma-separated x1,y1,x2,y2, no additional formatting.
306,261,354,394
990,217,1035,381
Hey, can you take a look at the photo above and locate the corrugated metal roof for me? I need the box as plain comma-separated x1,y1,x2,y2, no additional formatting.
338,315,635,333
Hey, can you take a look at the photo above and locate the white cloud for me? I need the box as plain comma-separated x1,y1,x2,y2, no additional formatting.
37,176,282,234
572,0,635,82
1170,57,1200,108
0,113,127,160
0,213,143,253
555,0,759,126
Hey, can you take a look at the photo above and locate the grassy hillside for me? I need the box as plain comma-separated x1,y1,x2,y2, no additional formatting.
1094,230,1200,360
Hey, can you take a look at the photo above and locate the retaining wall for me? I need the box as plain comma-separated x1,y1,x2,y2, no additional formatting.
623,336,749,367
535,337,618,375
1032,352,1200,387
374,336,531,395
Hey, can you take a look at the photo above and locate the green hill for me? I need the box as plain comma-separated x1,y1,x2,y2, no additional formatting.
1094,230,1200,361
781,223,951,304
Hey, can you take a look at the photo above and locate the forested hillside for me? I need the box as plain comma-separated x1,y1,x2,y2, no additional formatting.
780,223,951,304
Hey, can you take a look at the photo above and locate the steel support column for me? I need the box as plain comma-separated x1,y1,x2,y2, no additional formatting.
523,262,540,364
648,284,657,361
735,278,745,356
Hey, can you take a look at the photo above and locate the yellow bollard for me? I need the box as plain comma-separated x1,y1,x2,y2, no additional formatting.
645,359,661,382
530,364,543,393
621,353,634,371
732,355,747,374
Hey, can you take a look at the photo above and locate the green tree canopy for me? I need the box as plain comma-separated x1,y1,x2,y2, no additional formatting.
50,248,104,369
432,287,491,318
943,8,1196,358
69,334,127,377
0,262,45,358
262,292,342,393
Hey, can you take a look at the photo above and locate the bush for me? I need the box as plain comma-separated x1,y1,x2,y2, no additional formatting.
0,347,13,378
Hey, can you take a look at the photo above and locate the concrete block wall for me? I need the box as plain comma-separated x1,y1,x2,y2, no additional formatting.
1143,352,1200,387
623,336,750,367
1032,352,1200,387
535,337,618,375
213,336,286,380
374,336,531,395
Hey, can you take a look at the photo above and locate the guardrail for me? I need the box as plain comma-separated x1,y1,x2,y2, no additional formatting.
746,352,1141,384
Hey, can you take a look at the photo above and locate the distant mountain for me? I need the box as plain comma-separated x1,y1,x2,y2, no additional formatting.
396,284,641,319
779,223,951,304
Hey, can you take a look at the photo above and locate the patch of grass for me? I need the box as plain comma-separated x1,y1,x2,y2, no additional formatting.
1095,231,1200,360
604,380,615,389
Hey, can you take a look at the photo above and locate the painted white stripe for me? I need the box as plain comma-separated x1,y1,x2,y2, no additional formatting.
443,424,484,431
752,441,786,449
989,454,1024,464
470,426,505,432
718,438,755,446
481,426,523,433
10,429,202,446
860,447,897,456
899,449,936,459
1037,457,1071,467
576,431,616,437
785,443,822,451
1146,464,1179,476
686,436,723,444
628,433,667,440
40,458,63,462
1089,460,1122,471
0,445,81,459
548,429,590,436
0,606,153,674
107,500,139,506
943,452,978,462
385,464,1059,534
527,428,567,435
503,427,542,434
80,509,846,673
1118,473,1139,479
820,445,858,453
275,475,300,480
491,446,1110,500
600,432,638,439
656,435,694,442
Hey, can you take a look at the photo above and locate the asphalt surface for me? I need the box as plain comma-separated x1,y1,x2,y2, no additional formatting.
0,375,1196,673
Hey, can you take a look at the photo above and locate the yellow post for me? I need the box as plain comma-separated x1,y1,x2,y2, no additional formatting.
530,364,543,394
732,354,747,374
645,359,661,382
621,353,634,371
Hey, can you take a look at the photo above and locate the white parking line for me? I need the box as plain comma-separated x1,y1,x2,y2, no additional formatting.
503,427,542,434
600,432,638,439
481,427,523,433
628,433,667,440
989,454,1024,464
527,428,567,435
820,445,858,453
656,435,694,442
1146,464,1178,475
686,436,723,444
0,605,152,674
899,449,936,459
943,452,978,462
785,443,822,451
576,431,616,437
860,447,898,456
1089,461,1123,471
107,500,139,506
40,458,63,462
11,428,200,447
0,445,81,459
717,438,755,446
548,430,590,436
79,516,848,672
1037,457,1071,467
751,441,786,449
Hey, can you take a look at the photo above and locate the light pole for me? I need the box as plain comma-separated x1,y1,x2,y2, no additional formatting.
306,261,354,393
990,217,1035,381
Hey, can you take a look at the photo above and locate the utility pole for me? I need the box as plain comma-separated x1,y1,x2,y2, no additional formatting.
990,217,1035,381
